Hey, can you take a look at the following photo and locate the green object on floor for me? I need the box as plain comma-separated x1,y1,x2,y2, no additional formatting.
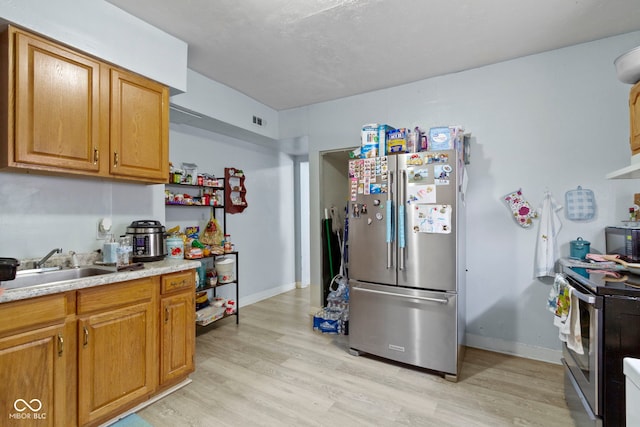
324,218,335,278
109,413,153,427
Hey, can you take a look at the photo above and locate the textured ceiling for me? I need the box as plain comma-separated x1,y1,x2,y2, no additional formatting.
106,0,640,111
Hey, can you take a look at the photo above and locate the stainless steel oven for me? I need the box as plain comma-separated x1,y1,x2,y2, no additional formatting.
562,274,603,426
562,263,640,426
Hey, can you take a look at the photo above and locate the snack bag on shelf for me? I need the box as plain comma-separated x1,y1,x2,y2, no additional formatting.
200,217,223,246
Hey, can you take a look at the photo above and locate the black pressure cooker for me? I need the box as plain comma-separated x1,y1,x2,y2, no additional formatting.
125,220,167,262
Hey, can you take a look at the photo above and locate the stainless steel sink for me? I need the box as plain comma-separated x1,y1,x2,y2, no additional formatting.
2,266,116,290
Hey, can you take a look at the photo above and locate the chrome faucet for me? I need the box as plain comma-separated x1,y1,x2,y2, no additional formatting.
35,248,62,269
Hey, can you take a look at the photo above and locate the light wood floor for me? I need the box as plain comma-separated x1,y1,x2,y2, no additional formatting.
138,287,574,426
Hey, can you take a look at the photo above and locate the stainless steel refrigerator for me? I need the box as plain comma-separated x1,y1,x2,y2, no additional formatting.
347,149,466,381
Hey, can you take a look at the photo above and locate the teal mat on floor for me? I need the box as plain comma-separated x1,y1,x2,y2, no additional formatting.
109,413,153,427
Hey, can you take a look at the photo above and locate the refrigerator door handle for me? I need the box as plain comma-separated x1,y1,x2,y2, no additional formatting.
386,172,394,269
399,170,406,270
353,286,449,304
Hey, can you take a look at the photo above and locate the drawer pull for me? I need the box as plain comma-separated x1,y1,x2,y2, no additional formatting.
171,279,187,288
57,334,64,357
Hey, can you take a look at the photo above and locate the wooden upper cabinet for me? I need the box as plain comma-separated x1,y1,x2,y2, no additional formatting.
9,27,102,173
630,81,640,155
108,67,169,181
0,25,169,183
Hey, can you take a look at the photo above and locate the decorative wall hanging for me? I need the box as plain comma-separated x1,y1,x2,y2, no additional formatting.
225,167,248,214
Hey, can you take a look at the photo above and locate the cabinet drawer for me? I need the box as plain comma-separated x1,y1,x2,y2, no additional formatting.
77,277,157,314
0,293,69,336
161,270,195,294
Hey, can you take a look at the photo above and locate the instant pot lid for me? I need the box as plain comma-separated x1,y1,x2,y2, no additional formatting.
126,220,166,233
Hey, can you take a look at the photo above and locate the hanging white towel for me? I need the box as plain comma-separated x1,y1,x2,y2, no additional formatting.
566,290,583,354
534,191,563,278
555,288,584,355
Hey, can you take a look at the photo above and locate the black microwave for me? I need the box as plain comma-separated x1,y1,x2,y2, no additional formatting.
605,226,640,262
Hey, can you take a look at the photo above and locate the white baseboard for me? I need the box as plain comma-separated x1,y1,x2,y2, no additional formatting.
240,282,298,307
465,333,562,365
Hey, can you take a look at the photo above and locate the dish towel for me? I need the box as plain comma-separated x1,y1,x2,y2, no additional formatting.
534,191,563,278
549,275,584,355
563,288,584,354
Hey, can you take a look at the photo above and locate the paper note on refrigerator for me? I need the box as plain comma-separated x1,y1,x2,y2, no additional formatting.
414,204,452,234
407,184,436,204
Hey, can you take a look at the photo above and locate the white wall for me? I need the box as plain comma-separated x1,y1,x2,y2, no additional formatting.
0,174,165,259
171,69,279,140
0,126,297,306
300,161,310,287
168,124,297,304
0,1,296,307
0,0,187,90
0,0,182,260
280,31,640,362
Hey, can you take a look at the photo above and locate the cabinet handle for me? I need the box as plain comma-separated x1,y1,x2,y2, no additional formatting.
57,334,64,357
171,279,187,288
113,152,119,167
93,148,99,164
83,326,89,347
165,307,169,323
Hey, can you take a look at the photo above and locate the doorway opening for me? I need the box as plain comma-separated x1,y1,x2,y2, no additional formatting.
319,147,355,304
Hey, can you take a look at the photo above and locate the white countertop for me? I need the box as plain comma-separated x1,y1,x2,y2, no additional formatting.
0,259,201,303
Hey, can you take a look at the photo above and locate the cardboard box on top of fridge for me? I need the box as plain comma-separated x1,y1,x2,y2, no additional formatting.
361,123,379,158
428,126,464,151
361,123,394,158
377,124,393,156
387,128,409,154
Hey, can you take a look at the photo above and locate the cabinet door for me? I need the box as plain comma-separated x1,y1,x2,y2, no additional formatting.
0,324,66,427
77,300,156,425
109,67,168,182
630,81,640,155
160,291,195,386
12,28,102,173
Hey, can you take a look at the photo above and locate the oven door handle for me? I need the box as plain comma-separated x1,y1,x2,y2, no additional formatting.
567,283,597,305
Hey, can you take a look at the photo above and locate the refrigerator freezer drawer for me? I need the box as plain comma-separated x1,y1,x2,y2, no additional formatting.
348,281,458,375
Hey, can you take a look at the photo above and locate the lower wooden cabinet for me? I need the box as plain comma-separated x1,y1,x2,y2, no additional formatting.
0,324,66,427
0,268,196,426
0,293,72,427
77,277,157,426
160,270,195,386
